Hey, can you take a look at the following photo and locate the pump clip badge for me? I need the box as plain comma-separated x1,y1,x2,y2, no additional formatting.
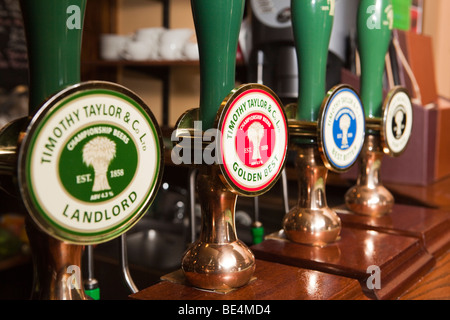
381,87,413,157
318,85,365,172
217,84,288,196
19,81,163,244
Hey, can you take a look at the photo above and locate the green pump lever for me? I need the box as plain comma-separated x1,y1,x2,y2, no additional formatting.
291,0,334,122
191,0,244,130
20,0,86,114
20,0,95,300
357,0,393,118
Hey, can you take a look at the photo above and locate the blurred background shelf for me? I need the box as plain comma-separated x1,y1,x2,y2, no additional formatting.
82,59,200,67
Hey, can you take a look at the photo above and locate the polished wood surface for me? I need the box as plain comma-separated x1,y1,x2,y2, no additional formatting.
329,173,450,211
399,251,450,300
130,200,449,300
130,259,367,300
386,177,450,211
131,252,449,300
251,227,435,300
327,171,450,211
336,204,450,257
129,170,450,300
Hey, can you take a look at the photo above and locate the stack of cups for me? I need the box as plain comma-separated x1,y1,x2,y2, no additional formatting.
100,27,199,61
99,34,130,60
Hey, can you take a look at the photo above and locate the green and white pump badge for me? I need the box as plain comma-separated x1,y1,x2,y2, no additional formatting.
18,81,164,244
217,84,288,196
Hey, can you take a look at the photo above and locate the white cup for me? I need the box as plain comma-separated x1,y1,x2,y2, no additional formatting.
183,41,199,60
134,27,165,60
159,28,194,60
121,39,152,61
100,34,129,60
135,27,165,44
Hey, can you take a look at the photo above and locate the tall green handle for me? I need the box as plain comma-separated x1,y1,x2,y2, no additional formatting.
191,0,244,130
20,0,86,114
291,0,334,122
358,0,393,118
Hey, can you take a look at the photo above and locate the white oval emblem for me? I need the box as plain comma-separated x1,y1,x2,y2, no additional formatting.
18,81,163,244
382,87,413,156
218,84,288,196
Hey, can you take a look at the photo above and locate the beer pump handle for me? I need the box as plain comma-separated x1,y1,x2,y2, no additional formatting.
357,0,393,118
251,197,264,245
251,221,264,245
291,0,334,122
191,0,244,129
84,245,100,300
20,0,86,113
19,0,89,300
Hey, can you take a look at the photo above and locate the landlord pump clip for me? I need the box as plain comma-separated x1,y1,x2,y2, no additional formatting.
0,81,164,245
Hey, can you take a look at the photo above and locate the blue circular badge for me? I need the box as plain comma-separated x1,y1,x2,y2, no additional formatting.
319,85,365,172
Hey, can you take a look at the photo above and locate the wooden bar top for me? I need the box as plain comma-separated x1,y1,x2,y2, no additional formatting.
129,174,450,301
129,251,449,300
251,226,435,300
129,259,367,300
335,204,450,257
399,250,450,300
386,177,450,211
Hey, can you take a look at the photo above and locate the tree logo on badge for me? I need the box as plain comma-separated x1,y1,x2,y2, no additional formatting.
58,124,138,203
235,112,275,169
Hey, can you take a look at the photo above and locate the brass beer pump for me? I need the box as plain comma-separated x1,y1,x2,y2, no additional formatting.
20,0,89,300
281,0,366,246
345,0,413,217
181,165,256,290
174,0,288,291
0,0,164,299
0,114,84,300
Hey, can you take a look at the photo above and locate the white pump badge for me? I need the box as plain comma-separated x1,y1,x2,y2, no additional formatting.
19,81,163,244
382,87,413,156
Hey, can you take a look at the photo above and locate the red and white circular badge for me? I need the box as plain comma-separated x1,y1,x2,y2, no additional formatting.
217,84,288,196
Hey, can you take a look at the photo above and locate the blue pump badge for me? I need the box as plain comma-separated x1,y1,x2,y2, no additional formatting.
319,85,365,172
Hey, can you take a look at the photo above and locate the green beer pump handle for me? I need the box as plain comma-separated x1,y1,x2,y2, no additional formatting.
357,0,393,118
20,0,87,114
291,0,334,122
251,224,264,245
85,287,100,301
191,0,245,130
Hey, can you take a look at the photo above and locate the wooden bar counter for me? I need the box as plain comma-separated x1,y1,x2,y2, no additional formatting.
130,175,450,301
129,259,368,300
130,222,449,301
129,210,449,300
129,252,449,300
